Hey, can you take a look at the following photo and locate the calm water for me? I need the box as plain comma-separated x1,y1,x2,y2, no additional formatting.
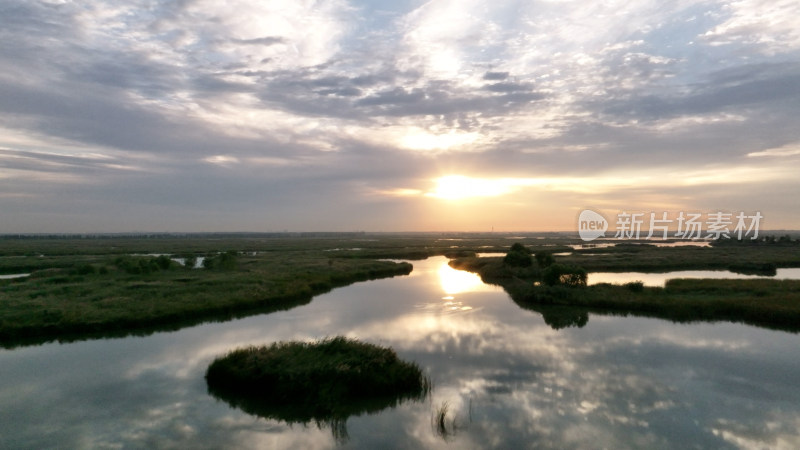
2,257,800,449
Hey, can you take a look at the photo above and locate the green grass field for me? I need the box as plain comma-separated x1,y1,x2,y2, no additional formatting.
0,247,412,347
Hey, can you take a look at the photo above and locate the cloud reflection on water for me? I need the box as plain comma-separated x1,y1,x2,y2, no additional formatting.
1,257,799,448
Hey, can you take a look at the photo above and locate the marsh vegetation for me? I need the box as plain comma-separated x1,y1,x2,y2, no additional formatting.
205,337,430,443
451,240,800,331
0,242,413,347
2,233,800,346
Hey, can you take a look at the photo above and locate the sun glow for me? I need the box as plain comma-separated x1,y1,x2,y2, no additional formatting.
422,165,793,202
426,175,517,200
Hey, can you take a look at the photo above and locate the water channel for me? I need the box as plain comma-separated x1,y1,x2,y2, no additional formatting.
1,257,798,448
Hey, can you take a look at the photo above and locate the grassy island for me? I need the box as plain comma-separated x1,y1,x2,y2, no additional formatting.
451,244,800,332
205,337,430,441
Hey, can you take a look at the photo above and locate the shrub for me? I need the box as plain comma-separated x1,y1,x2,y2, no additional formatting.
203,251,238,271
183,255,197,269
138,258,159,274
218,251,238,270
542,264,587,287
504,243,532,267
155,255,172,270
624,281,645,292
535,251,555,268
509,243,531,254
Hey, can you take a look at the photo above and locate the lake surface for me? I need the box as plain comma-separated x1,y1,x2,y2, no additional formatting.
2,257,800,449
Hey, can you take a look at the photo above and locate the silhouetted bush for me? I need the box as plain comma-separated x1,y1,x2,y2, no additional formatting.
624,281,644,292
542,264,587,287
509,243,530,254
504,243,532,267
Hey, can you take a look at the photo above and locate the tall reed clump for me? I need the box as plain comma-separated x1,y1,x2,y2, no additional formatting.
205,337,430,421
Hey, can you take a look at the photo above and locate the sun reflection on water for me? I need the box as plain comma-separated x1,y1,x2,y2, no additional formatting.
416,261,502,314
438,261,491,295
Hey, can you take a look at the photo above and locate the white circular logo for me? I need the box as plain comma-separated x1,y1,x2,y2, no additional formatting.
578,209,608,241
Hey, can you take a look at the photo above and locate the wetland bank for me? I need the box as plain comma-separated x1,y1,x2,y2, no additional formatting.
1,233,800,448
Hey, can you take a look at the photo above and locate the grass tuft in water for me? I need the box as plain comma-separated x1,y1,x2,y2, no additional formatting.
435,401,450,436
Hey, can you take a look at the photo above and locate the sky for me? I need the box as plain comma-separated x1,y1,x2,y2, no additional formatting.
1,0,799,233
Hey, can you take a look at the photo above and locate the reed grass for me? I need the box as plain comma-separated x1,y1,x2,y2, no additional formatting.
205,337,430,442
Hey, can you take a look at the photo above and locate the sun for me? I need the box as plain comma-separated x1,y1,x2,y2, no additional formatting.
425,175,514,200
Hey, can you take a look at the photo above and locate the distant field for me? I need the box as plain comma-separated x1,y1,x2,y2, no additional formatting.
2,233,799,346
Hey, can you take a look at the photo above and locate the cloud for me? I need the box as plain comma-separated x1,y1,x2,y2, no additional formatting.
230,36,287,46
0,0,798,231
700,0,800,53
482,81,535,93
747,142,800,158
483,71,510,80
598,65,800,121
